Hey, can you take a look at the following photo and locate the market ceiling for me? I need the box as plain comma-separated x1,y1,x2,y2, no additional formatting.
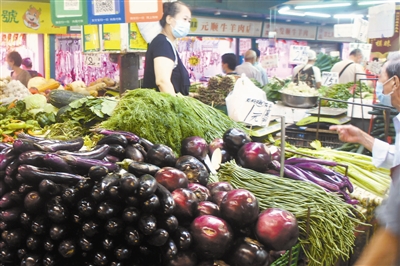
14,0,390,25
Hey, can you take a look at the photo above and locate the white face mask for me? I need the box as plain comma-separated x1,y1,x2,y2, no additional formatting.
376,76,394,106
171,19,190,38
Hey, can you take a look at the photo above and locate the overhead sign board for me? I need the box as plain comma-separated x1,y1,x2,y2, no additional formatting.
263,22,317,40
189,17,262,37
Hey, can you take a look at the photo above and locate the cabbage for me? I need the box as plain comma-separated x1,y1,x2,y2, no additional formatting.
24,94,47,110
43,103,58,114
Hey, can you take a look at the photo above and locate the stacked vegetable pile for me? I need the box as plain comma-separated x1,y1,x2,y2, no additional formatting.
100,89,246,155
193,75,236,106
262,77,289,103
314,53,341,72
0,129,300,266
0,78,31,105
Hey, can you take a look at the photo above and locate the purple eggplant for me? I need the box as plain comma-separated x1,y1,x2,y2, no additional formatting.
18,150,47,166
24,191,44,213
0,147,16,171
18,164,86,185
38,179,62,196
56,144,110,160
16,132,44,141
62,154,118,172
0,191,23,209
0,143,12,151
294,162,337,176
155,183,176,215
175,155,209,186
285,157,338,167
97,134,128,147
127,160,160,176
282,165,310,182
338,190,359,205
43,153,73,173
34,137,84,152
138,137,154,151
0,207,22,223
95,129,140,144
5,158,20,177
125,145,145,162
318,174,346,189
147,144,177,167
293,166,340,192
12,139,38,153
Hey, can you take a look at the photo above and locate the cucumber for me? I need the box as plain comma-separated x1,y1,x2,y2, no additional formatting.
48,90,86,108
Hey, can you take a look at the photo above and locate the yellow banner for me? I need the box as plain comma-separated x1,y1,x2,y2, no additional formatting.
103,24,121,51
0,1,67,34
129,23,147,51
83,25,100,52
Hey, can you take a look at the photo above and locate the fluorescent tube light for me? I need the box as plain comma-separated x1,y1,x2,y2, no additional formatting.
333,14,364,19
278,9,306,17
305,12,331,18
295,3,351,9
358,1,398,5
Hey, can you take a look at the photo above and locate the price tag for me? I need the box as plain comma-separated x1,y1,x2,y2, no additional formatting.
243,98,274,127
85,53,102,67
261,54,278,69
321,72,339,87
289,45,309,65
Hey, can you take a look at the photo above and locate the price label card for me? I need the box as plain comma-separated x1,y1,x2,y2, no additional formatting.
243,98,274,127
321,72,339,87
85,53,102,67
289,45,309,65
261,54,278,69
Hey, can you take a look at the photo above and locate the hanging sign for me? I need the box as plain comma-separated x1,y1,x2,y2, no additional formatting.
352,18,369,43
125,0,163,23
87,0,125,24
349,43,372,62
1,1,67,34
289,45,309,65
189,17,262,37
85,53,102,67
128,23,148,51
261,54,279,69
368,2,396,38
370,10,400,53
321,72,339,87
102,24,122,51
50,0,88,26
262,22,317,40
317,26,354,42
334,24,353,38
83,25,100,52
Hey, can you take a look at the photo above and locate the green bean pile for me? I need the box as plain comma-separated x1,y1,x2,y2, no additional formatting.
217,161,365,266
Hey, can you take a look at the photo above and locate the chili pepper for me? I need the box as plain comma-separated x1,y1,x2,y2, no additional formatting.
2,134,14,143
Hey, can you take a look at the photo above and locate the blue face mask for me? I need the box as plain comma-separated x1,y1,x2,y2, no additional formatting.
7,64,12,71
172,19,190,38
376,78,394,106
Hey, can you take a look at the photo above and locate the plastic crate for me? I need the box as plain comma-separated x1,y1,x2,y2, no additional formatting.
285,129,341,149
271,243,301,266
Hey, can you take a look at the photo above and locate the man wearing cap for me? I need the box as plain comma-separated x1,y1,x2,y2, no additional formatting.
21,58,42,78
292,49,321,89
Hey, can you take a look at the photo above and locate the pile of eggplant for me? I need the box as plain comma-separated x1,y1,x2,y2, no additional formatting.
0,129,299,266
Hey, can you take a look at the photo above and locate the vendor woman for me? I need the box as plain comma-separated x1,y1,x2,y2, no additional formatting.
7,51,31,88
142,1,191,95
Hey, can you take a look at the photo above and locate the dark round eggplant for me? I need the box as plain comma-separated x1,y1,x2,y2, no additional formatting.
98,134,128,147
187,183,211,202
147,228,169,246
141,194,160,213
114,245,132,260
138,174,157,198
93,251,108,266
226,237,269,266
106,185,122,202
100,174,120,191
31,215,48,235
161,238,178,261
17,248,27,260
26,234,42,250
125,145,145,162
105,218,124,236
79,235,94,251
138,214,157,235
43,238,56,251
82,220,101,237
91,185,106,203
18,183,35,194
0,207,22,223
42,252,59,266
71,212,83,225
155,183,176,215
223,128,251,155
61,187,78,206
75,179,95,195
88,165,109,181
166,251,197,266
108,144,126,159
128,161,160,177
4,175,19,189
24,191,44,213
58,239,76,258
125,195,139,207
155,167,189,192
4,228,25,248
181,136,209,161
38,179,61,197
175,155,209,186
196,201,220,217
122,206,140,223
49,224,67,240
171,188,199,221
125,226,142,246
0,191,22,209
77,198,96,217
97,201,121,220
21,253,41,266
20,212,32,228
119,173,140,195
146,144,177,167
158,214,179,233
47,201,68,223
102,237,116,251
172,226,192,251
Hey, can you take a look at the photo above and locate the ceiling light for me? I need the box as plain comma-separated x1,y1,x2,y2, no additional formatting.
304,21,310,24
214,11,221,15
333,14,364,19
358,1,399,5
241,14,248,18
305,12,331,18
278,9,306,17
278,6,290,12
286,19,291,22
295,3,352,9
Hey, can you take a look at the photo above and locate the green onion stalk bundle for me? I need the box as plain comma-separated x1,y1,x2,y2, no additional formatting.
217,161,366,266
100,89,246,155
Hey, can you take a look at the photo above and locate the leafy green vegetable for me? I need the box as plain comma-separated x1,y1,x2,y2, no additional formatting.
45,120,87,140
319,82,372,108
261,77,290,102
60,96,118,126
24,94,47,110
100,89,247,155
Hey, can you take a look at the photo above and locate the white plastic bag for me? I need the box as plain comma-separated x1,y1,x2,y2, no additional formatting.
226,74,274,126
136,22,162,43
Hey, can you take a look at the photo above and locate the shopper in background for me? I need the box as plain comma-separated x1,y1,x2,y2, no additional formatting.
221,53,237,75
235,50,263,85
21,57,42,78
253,48,268,85
292,49,321,89
331,48,365,84
7,51,31,88
143,1,191,95
330,59,400,265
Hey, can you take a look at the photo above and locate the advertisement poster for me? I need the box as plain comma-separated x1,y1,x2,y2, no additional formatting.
125,0,162,22
87,0,125,24
83,25,100,52
103,24,121,51
129,23,148,51
1,1,67,34
50,0,88,26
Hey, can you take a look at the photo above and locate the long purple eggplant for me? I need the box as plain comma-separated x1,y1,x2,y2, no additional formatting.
5,158,20,177
268,160,281,171
18,151,47,166
285,165,309,180
285,157,338,167
294,162,337,176
62,155,118,172
282,165,310,182
13,139,39,153
138,138,154,151
43,153,74,173
0,147,16,171
95,129,140,144
18,164,85,185
0,143,12,152
16,132,45,142
318,173,346,189
56,144,110,160
293,166,340,192
34,137,84,152
334,172,354,193
338,190,359,205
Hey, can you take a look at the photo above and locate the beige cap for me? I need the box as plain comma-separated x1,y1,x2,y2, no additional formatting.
308,50,317,60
